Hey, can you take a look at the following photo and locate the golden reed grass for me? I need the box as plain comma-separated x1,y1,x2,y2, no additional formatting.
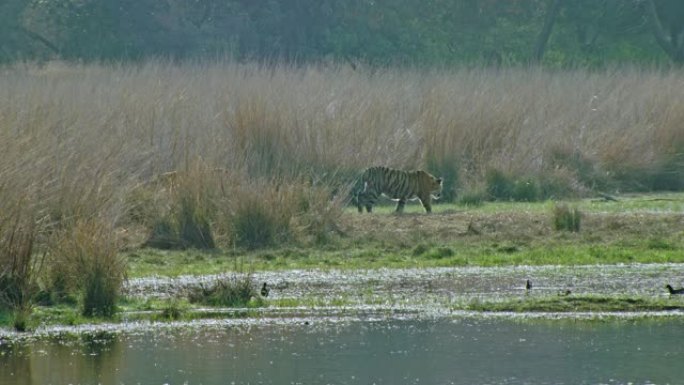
0,60,682,243
2,61,682,318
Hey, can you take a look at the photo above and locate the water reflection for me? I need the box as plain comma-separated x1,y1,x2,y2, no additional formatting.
1,318,683,384
0,343,31,385
1,331,122,385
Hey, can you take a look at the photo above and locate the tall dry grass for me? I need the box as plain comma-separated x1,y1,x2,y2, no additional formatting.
0,60,683,251
49,219,125,317
0,205,44,329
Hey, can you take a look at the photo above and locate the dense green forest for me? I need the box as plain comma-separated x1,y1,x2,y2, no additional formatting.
2,0,684,66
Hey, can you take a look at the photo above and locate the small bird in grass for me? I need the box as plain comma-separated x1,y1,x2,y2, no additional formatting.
666,285,684,295
526,280,532,291
261,282,270,297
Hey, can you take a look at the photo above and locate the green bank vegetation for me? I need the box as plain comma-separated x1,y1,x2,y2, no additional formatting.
129,195,684,277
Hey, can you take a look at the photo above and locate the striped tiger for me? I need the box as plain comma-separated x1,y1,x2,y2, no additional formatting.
354,166,443,213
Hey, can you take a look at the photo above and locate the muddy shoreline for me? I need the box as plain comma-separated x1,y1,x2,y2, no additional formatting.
3,263,684,340
125,263,684,300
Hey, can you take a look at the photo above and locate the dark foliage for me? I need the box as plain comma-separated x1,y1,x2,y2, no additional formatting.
0,0,674,66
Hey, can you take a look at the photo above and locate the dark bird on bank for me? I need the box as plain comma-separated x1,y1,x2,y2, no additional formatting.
597,192,619,202
261,282,270,297
526,280,532,291
666,285,684,295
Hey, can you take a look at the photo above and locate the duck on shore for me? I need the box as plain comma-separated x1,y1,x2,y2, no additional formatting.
666,284,684,295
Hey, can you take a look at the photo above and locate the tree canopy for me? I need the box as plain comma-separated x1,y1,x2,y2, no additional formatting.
0,0,679,66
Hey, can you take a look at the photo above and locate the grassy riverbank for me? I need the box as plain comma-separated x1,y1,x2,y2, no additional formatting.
2,62,684,332
127,194,684,276
3,193,684,332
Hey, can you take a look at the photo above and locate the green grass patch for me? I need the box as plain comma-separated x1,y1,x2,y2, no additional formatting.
373,193,684,215
187,275,264,308
553,204,582,232
125,238,684,277
0,295,270,329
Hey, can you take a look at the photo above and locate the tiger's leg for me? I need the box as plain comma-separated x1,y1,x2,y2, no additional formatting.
356,180,367,213
361,190,376,213
366,192,375,212
395,199,406,213
420,196,432,213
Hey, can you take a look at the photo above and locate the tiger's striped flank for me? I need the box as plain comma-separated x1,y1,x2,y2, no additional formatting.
355,166,443,213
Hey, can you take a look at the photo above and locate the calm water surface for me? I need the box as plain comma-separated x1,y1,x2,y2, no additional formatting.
1,318,683,385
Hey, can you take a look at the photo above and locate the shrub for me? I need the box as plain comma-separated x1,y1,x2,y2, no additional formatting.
218,177,342,249
512,178,540,202
553,204,582,232
538,169,585,200
51,220,126,317
158,301,187,320
124,185,163,226
144,219,184,250
650,152,684,191
426,154,459,203
486,169,515,201
0,225,35,312
412,243,430,256
545,146,606,191
176,195,215,249
426,246,455,259
231,197,286,249
458,187,486,206
289,183,344,245
82,268,119,317
0,209,43,330
144,166,216,250
188,275,260,307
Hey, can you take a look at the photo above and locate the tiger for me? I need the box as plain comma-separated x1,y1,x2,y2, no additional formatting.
354,166,443,213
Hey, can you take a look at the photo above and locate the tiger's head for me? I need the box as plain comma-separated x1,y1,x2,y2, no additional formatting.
417,170,443,200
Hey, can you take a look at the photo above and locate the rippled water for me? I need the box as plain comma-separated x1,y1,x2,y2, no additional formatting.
2,318,683,385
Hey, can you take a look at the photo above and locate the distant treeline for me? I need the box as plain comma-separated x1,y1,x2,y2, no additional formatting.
2,0,684,67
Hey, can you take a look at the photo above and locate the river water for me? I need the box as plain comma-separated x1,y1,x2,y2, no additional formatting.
2,317,683,385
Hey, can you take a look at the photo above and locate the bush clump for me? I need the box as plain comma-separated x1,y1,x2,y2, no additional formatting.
176,195,216,249
144,219,184,250
426,154,459,203
231,196,286,249
188,275,260,308
553,204,582,232
412,243,430,256
512,178,540,202
0,209,43,331
457,186,486,206
426,246,455,259
143,167,216,250
221,179,342,249
50,220,126,317
486,169,515,201
485,170,542,202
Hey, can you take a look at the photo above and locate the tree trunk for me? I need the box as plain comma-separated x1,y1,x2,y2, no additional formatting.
533,0,563,64
20,27,60,55
646,0,684,64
